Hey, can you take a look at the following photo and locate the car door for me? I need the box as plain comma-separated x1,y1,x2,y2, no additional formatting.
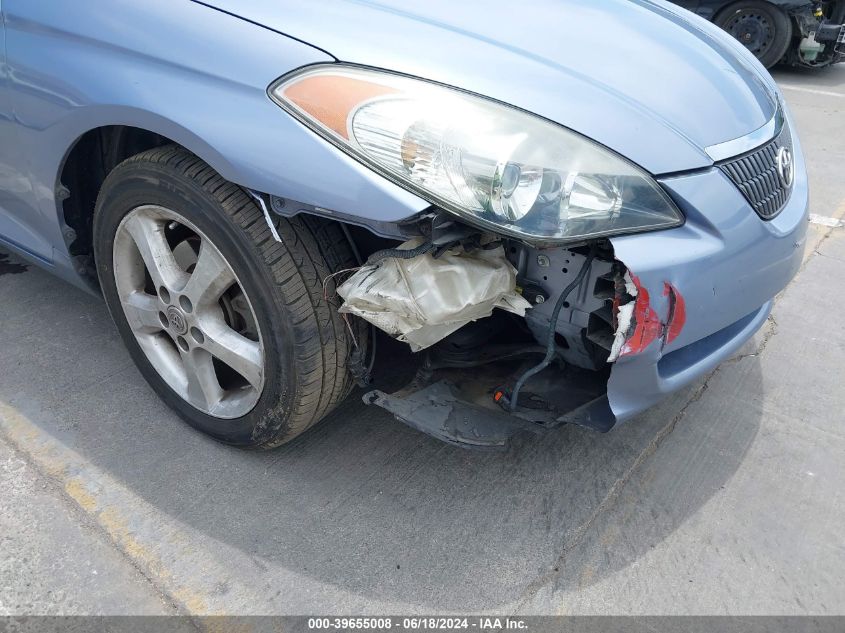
0,0,52,261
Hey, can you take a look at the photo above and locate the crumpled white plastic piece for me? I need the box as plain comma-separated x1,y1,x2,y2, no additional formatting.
337,239,532,352
607,270,638,362
608,301,635,362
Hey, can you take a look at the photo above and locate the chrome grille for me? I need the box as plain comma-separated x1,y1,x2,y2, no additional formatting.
719,122,793,220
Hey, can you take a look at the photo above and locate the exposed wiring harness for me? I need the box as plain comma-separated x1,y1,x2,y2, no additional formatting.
339,223,379,383
506,244,597,412
365,241,436,266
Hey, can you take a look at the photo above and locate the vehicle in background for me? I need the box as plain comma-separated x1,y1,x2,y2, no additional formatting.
672,0,845,68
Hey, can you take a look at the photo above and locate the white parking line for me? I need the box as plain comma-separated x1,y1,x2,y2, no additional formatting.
809,213,845,228
778,84,844,98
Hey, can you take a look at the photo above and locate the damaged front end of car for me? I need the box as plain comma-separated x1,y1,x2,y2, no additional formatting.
787,1,845,67
262,64,688,449
298,204,686,450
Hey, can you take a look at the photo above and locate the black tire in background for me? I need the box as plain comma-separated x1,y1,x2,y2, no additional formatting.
715,0,793,69
93,145,364,448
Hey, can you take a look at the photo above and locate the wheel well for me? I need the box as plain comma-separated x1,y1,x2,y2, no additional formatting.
59,125,176,283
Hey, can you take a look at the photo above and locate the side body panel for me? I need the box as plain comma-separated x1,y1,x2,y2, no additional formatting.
0,2,50,262
1,0,427,287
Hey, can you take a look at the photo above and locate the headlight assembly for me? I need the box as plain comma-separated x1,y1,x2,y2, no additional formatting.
270,65,683,244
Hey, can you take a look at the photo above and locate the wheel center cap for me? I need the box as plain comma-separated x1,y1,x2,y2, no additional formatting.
166,306,188,335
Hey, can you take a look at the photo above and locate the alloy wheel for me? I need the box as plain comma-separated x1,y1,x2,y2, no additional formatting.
112,205,265,419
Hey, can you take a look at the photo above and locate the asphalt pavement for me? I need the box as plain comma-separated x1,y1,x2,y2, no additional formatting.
1,64,844,616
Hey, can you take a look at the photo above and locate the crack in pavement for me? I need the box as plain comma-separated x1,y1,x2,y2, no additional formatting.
510,372,714,615
728,315,778,362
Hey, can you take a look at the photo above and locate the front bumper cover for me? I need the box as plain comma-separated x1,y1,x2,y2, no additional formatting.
593,133,809,427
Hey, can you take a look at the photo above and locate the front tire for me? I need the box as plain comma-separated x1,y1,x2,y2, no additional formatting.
94,146,363,448
715,1,793,69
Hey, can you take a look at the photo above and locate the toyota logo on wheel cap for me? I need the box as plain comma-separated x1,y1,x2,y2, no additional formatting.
776,146,794,188
166,306,188,335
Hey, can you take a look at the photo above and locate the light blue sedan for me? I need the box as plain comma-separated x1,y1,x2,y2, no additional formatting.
0,0,808,449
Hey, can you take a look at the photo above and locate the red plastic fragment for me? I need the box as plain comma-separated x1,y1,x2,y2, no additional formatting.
617,275,687,358
663,282,686,345
619,274,664,357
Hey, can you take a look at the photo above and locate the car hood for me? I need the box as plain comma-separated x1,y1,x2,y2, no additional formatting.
200,0,779,174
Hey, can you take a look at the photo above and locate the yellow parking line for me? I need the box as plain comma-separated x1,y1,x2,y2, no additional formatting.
0,401,222,616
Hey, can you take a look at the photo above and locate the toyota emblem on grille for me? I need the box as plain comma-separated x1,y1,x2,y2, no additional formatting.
776,146,794,188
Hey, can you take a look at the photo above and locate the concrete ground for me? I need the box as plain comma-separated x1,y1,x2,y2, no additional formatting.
1,65,844,617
